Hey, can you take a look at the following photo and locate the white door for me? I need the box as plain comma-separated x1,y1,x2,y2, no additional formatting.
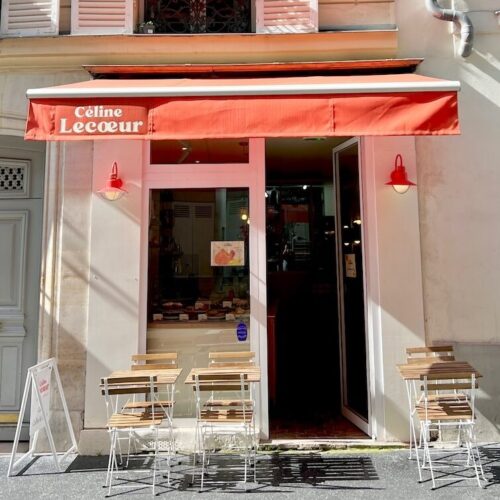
141,138,269,436
0,153,44,439
333,138,370,434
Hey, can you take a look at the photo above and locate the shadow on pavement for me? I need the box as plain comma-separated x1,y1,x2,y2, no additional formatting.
63,452,382,493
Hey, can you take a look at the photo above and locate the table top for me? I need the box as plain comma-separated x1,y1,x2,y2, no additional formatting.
397,361,482,380
108,368,182,385
184,366,261,384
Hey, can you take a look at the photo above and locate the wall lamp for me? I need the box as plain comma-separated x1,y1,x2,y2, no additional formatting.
98,161,127,201
385,154,416,194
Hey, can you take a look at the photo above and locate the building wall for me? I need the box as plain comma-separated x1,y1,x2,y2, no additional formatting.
0,68,93,445
1,0,499,446
396,0,500,439
319,0,395,30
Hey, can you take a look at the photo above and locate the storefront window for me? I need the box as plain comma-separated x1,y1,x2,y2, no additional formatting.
150,139,249,164
146,188,250,417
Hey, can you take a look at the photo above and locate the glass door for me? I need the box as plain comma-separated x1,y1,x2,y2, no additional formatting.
141,138,268,432
147,187,251,416
333,138,369,434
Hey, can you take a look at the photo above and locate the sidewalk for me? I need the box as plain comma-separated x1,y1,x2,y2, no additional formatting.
1,445,500,499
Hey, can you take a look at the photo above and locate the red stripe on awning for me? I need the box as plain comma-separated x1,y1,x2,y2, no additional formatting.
25,75,460,140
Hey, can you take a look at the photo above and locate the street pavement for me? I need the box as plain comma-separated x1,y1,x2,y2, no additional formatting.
1,445,500,499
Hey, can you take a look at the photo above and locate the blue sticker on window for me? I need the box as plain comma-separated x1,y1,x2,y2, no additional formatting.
236,322,248,342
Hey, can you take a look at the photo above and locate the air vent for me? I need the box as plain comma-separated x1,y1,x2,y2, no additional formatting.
174,204,190,218
195,205,213,218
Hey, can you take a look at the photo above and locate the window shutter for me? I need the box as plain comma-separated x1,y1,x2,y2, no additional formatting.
256,0,318,33
0,0,60,36
71,0,133,35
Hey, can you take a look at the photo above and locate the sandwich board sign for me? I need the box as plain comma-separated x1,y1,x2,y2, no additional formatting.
7,358,78,477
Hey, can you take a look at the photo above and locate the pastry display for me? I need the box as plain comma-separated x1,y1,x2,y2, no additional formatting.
153,298,250,322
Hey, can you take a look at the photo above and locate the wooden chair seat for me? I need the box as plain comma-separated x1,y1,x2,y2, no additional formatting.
200,409,254,423
203,399,254,408
107,412,163,429
123,400,174,410
416,402,473,421
425,393,468,402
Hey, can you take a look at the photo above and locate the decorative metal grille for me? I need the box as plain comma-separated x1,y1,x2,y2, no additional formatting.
145,0,250,34
0,159,30,198
0,166,25,192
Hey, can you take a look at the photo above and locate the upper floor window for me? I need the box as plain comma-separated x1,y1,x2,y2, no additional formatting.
1,1,396,38
145,0,251,34
1,0,319,36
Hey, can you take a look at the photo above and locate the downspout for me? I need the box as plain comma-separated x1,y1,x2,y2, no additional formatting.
425,0,474,57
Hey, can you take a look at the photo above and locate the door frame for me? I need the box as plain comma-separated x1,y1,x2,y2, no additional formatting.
138,138,269,438
333,137,371,436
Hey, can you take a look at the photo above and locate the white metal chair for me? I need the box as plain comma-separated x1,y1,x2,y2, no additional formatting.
101,375,167,497
405,345,459,461
126,353,178,456
206,351,256,414
192,372,257,491
126,353,177,421
416,372,486,489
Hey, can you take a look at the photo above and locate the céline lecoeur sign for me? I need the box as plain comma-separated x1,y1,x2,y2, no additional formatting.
56,105,148,135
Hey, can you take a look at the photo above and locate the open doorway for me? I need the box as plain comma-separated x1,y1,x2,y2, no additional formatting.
265,137,369,439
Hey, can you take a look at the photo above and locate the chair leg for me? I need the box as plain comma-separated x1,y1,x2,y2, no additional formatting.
164,424,172,487
125,430,133,468
409,409,416,460
421,426,427,468
243,428,248,485
422,424,436,489
412,421,422,482
465,426,485,488
116,430,124,466
105,431,114,488
152,426,159,497
107,431,119,497
192,422,200,486
471,428,487,483
200,428,207,492
252,422,257,483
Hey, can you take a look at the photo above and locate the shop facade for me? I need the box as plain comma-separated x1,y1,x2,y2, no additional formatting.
1,1,500,451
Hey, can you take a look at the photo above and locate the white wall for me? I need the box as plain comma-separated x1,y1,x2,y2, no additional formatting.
396,1,500,438
362,136,425,441
84,140,144,428
396,1,500,344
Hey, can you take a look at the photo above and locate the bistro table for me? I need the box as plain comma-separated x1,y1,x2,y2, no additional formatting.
107,368,182,421
397,360,482,381
397,360,482,467
109,368,182,385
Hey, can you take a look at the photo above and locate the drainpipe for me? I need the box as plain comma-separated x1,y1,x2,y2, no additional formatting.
425,0,474,57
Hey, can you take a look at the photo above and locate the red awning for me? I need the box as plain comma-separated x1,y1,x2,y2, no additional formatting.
25,74,460,141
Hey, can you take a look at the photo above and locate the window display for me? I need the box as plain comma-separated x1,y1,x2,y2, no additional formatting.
148,188,250,323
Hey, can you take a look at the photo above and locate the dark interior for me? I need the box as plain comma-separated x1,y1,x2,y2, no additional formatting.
265,137,368,439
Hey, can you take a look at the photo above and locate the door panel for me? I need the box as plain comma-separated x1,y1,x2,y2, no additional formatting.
0,154,44,439
333,139,369,433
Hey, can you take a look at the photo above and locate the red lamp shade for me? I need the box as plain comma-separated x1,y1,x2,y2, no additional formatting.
98,162,127,201
385,154,416,194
